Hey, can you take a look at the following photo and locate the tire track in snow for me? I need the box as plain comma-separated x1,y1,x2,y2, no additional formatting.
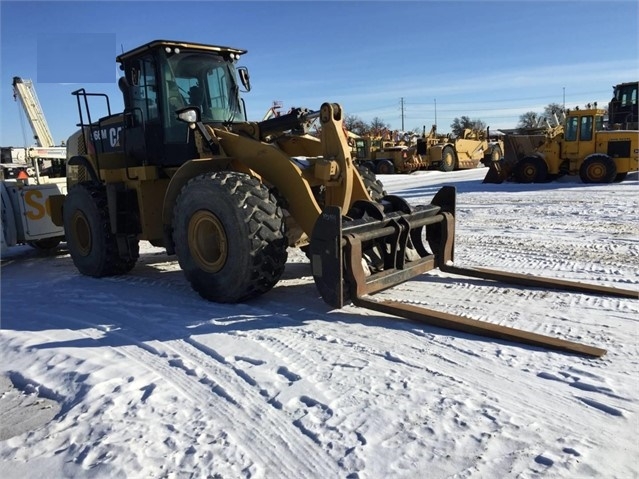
14,283,342,478
86,292,343,478
114,340,340,478
154,337,341,477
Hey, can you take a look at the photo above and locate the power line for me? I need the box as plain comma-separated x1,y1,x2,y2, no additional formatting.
405,90,609,106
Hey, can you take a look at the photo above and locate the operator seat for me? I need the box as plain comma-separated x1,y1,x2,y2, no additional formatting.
166,80,185,111
188,85,203,108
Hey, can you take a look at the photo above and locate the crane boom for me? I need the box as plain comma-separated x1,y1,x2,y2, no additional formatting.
12,77,56,148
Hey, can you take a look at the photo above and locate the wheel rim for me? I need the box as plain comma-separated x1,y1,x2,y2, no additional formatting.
586,162,605,181
71,210,92,256
188,210,228,273
522,163,537,181
443,151,454,168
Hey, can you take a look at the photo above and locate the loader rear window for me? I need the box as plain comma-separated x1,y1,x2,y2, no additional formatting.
617,84,638,106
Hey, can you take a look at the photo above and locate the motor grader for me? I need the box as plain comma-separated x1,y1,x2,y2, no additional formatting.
485,106,639,184
53,40,636,357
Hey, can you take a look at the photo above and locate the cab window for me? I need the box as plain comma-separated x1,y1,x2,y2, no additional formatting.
129,56,159,122
565,117,578,141
579,116,593,141
619,84,638,106
160,51,242,142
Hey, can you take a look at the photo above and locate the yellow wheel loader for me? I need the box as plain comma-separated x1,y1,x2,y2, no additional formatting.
484,105,639,184
54,40,636,357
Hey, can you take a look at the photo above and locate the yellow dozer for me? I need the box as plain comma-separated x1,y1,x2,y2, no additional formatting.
54,40,636,357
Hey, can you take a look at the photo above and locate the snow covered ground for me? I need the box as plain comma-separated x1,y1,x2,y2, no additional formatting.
1,167,638,479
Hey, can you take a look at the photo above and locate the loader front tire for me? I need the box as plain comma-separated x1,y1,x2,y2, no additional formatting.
63,183,138,277
356,165,387,201
439,146,456,172
172,172,288,303
514,156,548,183
579,155,617,184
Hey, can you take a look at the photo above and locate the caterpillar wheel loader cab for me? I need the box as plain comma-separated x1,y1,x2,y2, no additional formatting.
608,81,638,130
60,39,636,357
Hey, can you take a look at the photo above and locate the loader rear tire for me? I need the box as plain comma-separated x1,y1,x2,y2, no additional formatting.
579,155,617,183
172,171,288,303
514,156,548,183
63,183,138,277
439,146,456,172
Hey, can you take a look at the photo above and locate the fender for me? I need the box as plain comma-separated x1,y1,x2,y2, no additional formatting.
67,155,100,184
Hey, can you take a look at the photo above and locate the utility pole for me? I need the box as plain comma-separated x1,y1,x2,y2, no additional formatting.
434,98,437,127
563,87,565,111
400,97,405,131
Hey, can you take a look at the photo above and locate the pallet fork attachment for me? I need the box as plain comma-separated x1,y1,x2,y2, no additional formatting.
310,186,637,358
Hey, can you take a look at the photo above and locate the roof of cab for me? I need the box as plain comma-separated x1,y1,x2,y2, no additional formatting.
116,39,247,63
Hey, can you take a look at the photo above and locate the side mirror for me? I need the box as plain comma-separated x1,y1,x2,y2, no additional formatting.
238,67,251,92
176,107,201,128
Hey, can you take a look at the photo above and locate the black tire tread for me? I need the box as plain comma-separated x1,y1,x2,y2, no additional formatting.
64,182,138,277
579,155,617,184
172,172,287,303
356,165,387,201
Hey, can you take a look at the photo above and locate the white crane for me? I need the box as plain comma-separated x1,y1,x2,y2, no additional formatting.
8,77,66,176
1,77,67,254
12,76,56,148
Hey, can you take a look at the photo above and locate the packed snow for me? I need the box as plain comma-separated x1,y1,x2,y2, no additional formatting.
1,168,638,479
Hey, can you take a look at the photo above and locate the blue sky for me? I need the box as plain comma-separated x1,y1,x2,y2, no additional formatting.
1,0,638,146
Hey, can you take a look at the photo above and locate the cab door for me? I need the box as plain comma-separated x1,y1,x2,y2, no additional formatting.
563,115,595,160
121,55,163,166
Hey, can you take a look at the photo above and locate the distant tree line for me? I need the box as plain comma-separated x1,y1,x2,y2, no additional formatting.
517,102,565,128
343,100,609,138
343,114,487,139
343,115,421,138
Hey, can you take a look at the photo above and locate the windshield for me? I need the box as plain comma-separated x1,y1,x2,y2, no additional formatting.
163,51,243,123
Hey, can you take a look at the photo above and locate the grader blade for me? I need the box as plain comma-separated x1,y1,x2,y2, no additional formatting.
310,185,635,357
